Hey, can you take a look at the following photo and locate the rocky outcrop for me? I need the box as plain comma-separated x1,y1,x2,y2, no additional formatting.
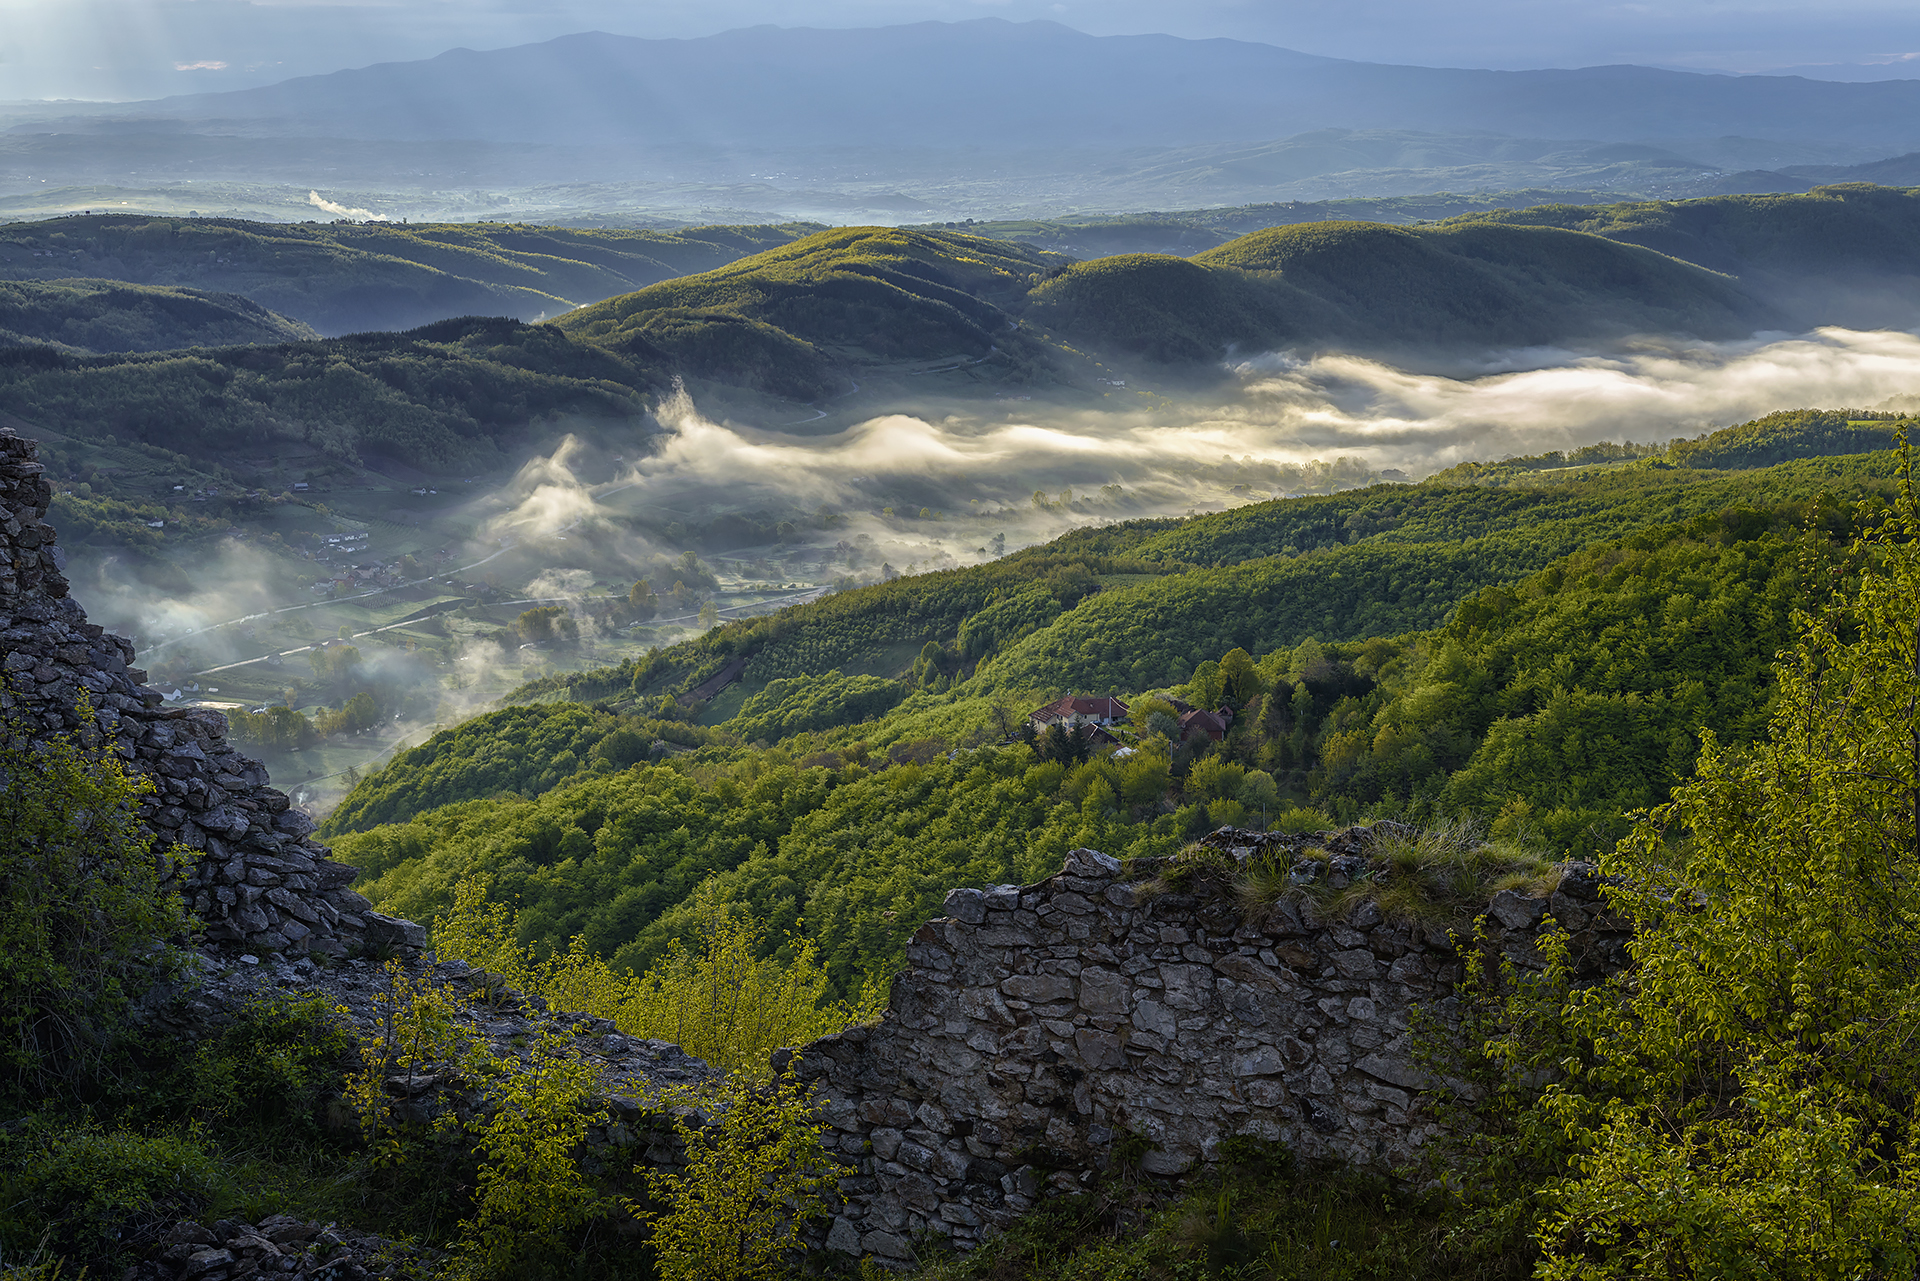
0,427,418,958
783,831,1628,1265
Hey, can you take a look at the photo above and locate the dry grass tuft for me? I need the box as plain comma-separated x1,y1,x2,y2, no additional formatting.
1163,819,1561,926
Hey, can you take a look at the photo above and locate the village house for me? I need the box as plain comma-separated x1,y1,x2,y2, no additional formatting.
1178,706,1234,743
1027,694,1129,735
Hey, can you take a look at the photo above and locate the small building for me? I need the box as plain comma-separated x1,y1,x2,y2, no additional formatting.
1029,694,1129,734
1178,707,1234,743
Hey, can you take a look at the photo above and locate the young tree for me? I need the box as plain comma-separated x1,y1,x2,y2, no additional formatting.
1523,463,1920,1275
635,1069,843,1281
0,697,194,1102
628,581,660,621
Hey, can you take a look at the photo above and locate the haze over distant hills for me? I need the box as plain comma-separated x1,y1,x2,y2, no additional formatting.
97,22,1920,151
5,20,1918,225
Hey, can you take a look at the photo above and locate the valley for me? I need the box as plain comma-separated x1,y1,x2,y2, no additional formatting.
7,12,1920,1276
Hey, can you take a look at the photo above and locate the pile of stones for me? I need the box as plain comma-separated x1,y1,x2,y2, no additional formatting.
128,1215,429,1281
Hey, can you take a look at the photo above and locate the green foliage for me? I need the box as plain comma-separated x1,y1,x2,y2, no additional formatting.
0,696,194,1104
634,1069,843,1281
514,605,578,647
919,1150,1528,1281
435,877,878,1076
228,703,318,751
347,739,1197,996
343,959,611,1280
446,1027,608,1281
1666,407,1907,470
152,995,356,1137
322,704,624,835
0,1122,221,1270
727,670,908,742
0,277,316,353
1511,464,1920,1274
316,690,380,738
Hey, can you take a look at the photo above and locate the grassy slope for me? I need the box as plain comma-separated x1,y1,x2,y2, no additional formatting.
0,214,819,335
555,226,1067,398
1442,183,1920,315
0,278,317,352
1025,220,1762,361
551,215,1768,391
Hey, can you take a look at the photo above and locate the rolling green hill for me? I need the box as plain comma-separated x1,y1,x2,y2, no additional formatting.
1445,183,1920,326
554,226,1066,397
0,278,316,352
0,315,663,477
551,216,1765,392
1026,220,1761,360
319,426,1906,996
0,214,817,336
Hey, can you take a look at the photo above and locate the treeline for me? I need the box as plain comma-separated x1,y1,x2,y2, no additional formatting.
0,315,662,477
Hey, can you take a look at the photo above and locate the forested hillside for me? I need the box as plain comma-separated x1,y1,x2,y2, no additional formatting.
0,214,818,334
0,314,662,477
321,416,1908,1003
555,219,1762,389
0,278,316,352
1450,182,1920,324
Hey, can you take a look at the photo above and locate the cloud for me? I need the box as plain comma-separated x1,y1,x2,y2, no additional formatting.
621,329,1920,509
306,190,389,221
173,60,228,71
1230,327,1920,468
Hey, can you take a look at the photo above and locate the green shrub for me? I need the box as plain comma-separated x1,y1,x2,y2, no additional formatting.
0,1122,220,1269
0,697,195,1104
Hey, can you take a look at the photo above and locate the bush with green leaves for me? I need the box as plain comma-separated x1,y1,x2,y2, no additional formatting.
0,696,195,1104
634,1068,844,1281
1458,452,1920,1274
0,1122,221,1271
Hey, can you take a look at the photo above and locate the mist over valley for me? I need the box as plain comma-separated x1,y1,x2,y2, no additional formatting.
7,8,1920,1277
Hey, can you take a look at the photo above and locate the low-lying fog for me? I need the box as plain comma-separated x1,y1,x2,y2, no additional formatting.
64,324,1920,813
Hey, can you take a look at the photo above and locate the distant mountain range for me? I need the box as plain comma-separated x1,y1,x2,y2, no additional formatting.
40,20,1920,155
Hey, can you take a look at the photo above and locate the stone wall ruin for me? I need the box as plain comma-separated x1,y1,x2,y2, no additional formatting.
783,831,1627,1265
0,427,420,959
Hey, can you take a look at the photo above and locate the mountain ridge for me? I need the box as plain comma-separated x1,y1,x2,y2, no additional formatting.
42,20,1920,154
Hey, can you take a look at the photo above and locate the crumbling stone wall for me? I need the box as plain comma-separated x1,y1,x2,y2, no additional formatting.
0,427,419,958
784,832,1627,1265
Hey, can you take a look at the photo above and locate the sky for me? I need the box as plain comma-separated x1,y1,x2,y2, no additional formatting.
3,0,1919,102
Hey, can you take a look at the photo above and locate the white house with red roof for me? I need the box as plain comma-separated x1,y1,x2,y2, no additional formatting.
1028,694,1130,734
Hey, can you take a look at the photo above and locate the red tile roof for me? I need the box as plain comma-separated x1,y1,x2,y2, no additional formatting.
1030,694,1130,725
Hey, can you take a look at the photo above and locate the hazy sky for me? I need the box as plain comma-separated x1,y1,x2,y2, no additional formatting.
4,0,1919,102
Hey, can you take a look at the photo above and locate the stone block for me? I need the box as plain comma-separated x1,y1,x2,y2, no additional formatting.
1489,890,1547,931
1232,1046,1285,1077
943,888,987,925
1329,948,1380,980
1355,1053,1436,1091
1000,973,1073,1002
364,914,427,952
1063,847,1123,878
1078,967,1129,1015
